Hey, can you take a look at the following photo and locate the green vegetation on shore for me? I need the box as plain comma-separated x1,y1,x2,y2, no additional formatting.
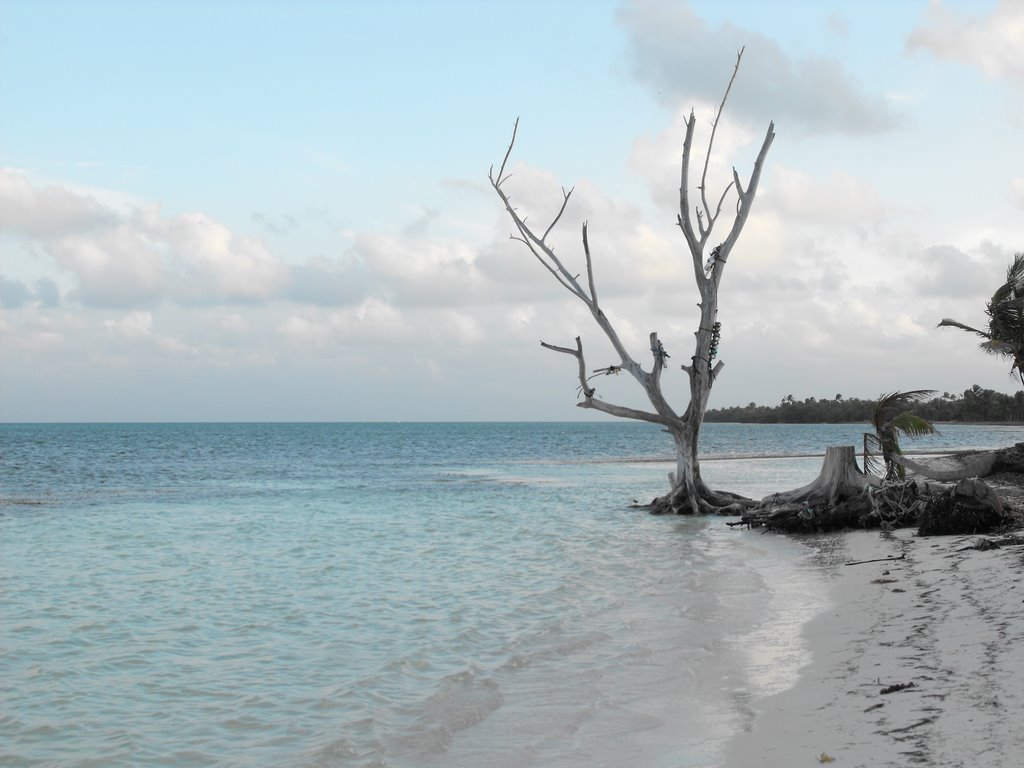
706,385,1024,424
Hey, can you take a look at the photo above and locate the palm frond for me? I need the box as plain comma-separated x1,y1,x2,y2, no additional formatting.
980,339,1014,356
937,318,990,339
863,433,883,476
885,388,935,402
872,389,936,419
888,411,938,439
1005,252,1024,294
940,255,1024,389
990,253,1024,303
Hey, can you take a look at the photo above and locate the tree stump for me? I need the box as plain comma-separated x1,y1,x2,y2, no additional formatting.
762,446,877,507
740,446,886,532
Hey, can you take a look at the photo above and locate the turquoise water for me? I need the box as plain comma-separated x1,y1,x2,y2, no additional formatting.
3,422,1023,767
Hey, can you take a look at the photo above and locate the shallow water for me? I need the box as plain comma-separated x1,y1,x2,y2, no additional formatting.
3,422,1022,766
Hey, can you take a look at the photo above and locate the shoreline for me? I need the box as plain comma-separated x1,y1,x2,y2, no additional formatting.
720,527,1024,767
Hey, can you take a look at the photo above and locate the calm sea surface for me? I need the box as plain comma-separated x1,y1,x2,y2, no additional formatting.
3,422,1024,767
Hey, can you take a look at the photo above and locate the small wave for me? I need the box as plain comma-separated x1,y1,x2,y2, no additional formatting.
307,736,366,768
388,668,504,758
433,471,567,487
497,629,612,676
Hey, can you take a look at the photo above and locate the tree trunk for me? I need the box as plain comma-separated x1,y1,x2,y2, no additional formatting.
646,422,757,515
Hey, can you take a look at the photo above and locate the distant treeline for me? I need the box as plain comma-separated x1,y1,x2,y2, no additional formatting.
705,385,1024,423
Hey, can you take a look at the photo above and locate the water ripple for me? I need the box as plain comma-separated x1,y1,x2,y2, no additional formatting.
4,422,1022,766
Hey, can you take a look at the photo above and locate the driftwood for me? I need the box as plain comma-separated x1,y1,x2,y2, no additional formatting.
891,451,997,481
880,682,915,695
959,534,1024,551
844,553,906,567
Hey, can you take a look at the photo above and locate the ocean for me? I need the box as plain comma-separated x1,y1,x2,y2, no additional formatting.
4,421,1024,767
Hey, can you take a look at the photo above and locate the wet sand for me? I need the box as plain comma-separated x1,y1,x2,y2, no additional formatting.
721,527,1024,767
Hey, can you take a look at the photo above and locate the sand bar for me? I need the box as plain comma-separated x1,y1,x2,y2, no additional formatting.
722,527,1024,767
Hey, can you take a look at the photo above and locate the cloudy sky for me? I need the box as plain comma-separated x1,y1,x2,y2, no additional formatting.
3,0,1023,422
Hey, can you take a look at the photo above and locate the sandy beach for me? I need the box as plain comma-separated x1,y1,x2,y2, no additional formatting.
722,527,1024,767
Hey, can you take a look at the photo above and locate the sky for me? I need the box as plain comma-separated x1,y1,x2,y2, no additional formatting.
2,0,1024,422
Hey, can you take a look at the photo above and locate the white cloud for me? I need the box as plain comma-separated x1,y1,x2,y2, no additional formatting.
104,310,153,338
631,105,761,215
347,297,410,340
767,166,887,230
616,0,901,134
351,232,480,306
278,298,413,346
1012,178,1024,208
4,172,292,308
157,335,197,356
908,0,1024,84
506,305,537,329
441,310,483,345
51,225,166,307
145,210,289,302
0,167,114,237
285,255,369,307
910,244,1001,298
279,314,329,344
220,313,249,333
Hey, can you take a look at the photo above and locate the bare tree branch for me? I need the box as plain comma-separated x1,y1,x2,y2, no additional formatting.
708,181,736,231
699,47,745,226
539,337,671,425
710,120,775,289
578,398,673,426
731,167,745,199
492,116,519,187
541,336,593,397
491,144,585,300
542,186,574,242
583,222,598,310
489,121,648,384
492,51,772,513
678,111,704,285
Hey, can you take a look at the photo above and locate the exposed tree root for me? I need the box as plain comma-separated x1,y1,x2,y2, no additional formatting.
740,481,929,534
637,481,758,516
633,445,1018,535
734,446,1011,535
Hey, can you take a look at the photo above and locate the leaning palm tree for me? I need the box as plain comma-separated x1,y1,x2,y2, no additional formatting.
939,253,1024,386
863,390,937,481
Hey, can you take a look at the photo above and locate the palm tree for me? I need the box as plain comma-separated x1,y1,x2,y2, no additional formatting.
939,253,1024,386
863,390,937,481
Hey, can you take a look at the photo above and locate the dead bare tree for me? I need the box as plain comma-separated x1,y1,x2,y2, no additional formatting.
489,48,773,514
